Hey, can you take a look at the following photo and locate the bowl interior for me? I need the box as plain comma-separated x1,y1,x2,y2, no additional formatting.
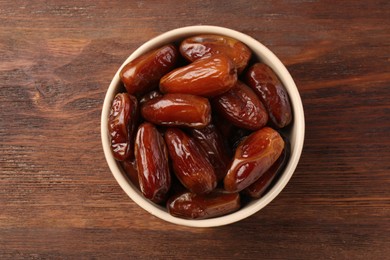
101,25,305,227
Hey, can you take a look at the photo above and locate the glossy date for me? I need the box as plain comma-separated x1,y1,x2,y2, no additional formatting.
141,93,211,128
108,93,138,161
167,190,240,219
245,63,292,128
243,138,290,198
164,128,217,194
189,124,230,181
120,44,178,96
224,127,285,192
160,54,237,97
180,34,251,74
135,122,171,203
213,81,268,130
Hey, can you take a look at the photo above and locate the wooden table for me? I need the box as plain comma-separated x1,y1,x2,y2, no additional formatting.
1,1,389,259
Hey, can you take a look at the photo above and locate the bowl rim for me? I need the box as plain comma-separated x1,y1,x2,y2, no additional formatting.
101,25,305,227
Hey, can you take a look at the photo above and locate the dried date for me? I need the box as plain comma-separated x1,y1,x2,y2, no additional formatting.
167,190,240,219
135,122,171,203
120,44,178,96
180,34,251,73
141,93,211,128
213,81,268,130
245,63,292,128
224,127,285,192
160,54,237,97
164,128,217,194
189,124,230,181
108,93,138,161
243,138,290,198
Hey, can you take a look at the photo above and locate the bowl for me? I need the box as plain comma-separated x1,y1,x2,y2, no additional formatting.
101,25,305,227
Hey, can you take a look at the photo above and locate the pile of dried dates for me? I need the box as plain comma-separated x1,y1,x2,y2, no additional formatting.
109,34,292,220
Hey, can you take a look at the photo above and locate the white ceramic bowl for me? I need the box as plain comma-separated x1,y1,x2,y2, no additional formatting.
101,25,305,227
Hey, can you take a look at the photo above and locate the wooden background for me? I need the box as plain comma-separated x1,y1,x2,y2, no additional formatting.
1,1,389,259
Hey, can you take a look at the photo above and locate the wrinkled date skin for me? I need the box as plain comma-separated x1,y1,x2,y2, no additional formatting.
167,190,240,219
243,138,290,198
190,124,231,181
245,63,292,128
164,128,217,194
108,93,138,161
224,127,285,192
180,34,251,74
135,122,171,203
120,44,178,96
160,54,237,97
141,93,211,128
213,81,268,130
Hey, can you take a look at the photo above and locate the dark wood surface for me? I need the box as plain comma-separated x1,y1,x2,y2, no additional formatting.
1,1,389,259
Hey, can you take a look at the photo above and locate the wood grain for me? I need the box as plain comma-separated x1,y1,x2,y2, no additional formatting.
1,1,389,259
